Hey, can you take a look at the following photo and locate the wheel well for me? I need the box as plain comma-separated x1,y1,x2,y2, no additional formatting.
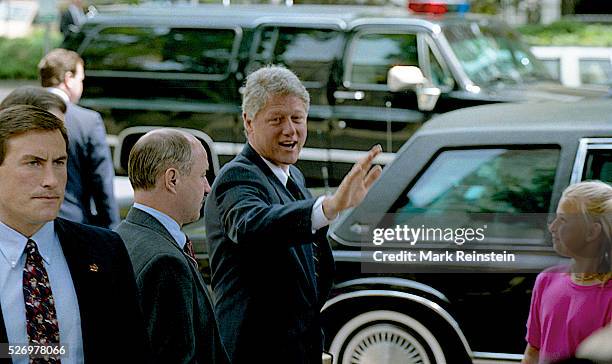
322,295,471,363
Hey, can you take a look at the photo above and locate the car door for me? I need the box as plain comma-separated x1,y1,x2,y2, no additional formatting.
333,25,455,156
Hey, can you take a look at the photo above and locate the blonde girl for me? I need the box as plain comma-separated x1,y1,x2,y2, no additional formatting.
523,180,612,364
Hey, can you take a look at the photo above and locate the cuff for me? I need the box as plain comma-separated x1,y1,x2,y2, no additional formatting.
311,196,337,232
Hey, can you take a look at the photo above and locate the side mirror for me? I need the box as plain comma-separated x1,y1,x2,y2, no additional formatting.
387,66,441,112
388,66,425,92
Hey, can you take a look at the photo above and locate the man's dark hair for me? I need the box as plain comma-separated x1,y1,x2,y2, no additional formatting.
0,86,67,114
0,105,69,165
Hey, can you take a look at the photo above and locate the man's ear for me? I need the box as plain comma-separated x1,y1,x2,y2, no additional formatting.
243,112,252,136
63,71,74,86
164,168,179,193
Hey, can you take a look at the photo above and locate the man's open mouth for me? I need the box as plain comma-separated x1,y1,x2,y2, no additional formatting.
279,141,297,149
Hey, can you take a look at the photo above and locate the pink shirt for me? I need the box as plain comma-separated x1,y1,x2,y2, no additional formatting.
526,266,612,363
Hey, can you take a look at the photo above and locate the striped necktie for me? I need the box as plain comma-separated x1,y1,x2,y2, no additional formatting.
23,239,61,363
286,176,320,284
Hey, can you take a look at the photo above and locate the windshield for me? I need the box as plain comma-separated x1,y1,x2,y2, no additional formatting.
443,20,553,86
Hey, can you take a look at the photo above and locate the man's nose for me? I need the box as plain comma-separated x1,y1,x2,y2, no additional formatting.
41,163,61,188
204,178,212,195
281,118,297,135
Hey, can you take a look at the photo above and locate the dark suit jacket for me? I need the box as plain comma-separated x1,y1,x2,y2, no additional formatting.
60,103,119,229
115,207,228,364
204,144,335,364
0,218,149,364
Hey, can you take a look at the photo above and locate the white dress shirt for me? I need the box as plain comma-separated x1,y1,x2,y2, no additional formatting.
0,220,84,364
259,156,335,231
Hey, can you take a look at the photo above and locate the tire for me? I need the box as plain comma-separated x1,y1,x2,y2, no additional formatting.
329,310,447,364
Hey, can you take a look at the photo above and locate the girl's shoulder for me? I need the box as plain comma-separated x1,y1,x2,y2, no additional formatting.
534,265,570,288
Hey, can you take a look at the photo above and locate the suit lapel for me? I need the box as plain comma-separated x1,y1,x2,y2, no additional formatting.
124,208,212,302
241,144,295,203
0,303,7,344
241,144,319,296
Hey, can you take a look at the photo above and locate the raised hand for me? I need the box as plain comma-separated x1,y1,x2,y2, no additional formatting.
323,145,383,219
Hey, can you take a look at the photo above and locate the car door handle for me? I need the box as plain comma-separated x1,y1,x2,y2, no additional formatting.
350,222,371,234
334,90,365,101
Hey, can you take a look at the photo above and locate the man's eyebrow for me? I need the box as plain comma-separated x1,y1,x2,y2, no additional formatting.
21,154,68,161
21,154,47,161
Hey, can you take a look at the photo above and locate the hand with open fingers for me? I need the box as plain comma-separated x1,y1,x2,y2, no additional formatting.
323,145,383,220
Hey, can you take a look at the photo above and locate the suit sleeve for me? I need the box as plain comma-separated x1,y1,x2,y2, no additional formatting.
109,233,152,363
87,113,120,228
138,255,198,364
215,167,319,248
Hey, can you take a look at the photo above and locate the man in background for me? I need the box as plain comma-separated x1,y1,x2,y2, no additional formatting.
38,48,119,228
60,0,86,37
1,86,66,120
116,129,228,364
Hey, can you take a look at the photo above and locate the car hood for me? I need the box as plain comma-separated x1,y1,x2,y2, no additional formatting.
475,81,609,103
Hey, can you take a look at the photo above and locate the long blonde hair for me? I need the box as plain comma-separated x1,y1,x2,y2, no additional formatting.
561,180,612,284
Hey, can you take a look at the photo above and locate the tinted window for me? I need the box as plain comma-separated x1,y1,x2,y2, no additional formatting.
82,26,236,76
349,32,418,85
583,148,612,183
390,148,560,242
254,26,342,85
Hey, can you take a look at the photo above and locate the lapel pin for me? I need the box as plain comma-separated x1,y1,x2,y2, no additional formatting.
89,263,99,272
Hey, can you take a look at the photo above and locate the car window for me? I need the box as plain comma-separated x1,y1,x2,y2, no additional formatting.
348,32,418,85
81,26,236,76
444,22,552,86
579,59,612,86
253,26,342,86
390,148,560,243
540,59,561,81
428,43,454,89
582,148,612,182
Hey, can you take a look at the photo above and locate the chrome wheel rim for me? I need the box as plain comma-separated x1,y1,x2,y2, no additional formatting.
342,323,431,364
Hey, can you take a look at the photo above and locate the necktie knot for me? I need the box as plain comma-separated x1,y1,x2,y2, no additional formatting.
25,239,44,264
286,176,304,200
183,236,199,268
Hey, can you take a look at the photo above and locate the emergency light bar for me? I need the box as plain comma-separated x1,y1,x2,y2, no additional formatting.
408,0,470,14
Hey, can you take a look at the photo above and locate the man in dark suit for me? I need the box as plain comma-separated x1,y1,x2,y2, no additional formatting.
59,0,85,37
0,105,148,364
115,129,228,364
38,48,119,229
204,65,382,363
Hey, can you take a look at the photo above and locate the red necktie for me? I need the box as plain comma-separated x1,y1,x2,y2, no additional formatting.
23,239,61,363
183,236,198,268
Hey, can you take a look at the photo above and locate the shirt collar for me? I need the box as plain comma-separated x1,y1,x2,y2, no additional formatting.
259,154,291,187
0,220,55,268
133,203,186,249
47,87,70,105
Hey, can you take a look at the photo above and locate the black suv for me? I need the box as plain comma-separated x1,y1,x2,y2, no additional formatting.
63,3,605,187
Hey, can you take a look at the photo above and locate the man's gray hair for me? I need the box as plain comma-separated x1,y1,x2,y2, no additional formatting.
242,65,310,119
128,129,193,191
